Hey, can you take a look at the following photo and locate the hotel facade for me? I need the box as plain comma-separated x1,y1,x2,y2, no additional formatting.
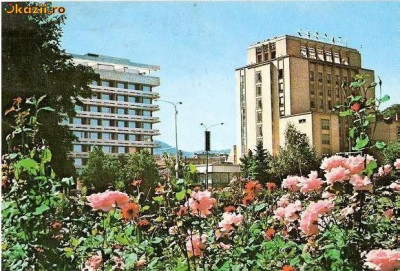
236,35,375,158
69,53,160,168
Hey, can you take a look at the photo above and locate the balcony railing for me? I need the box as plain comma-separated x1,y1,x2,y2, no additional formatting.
89,85,159,98
80,98,159,111
75,111,160,123
68,124,160,135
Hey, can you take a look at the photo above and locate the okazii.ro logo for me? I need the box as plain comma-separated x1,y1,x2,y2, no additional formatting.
4,3,65,14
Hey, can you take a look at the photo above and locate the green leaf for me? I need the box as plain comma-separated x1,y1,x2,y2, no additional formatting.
349,127,356,138
254,203,266,212
152,196,164,203
14,158,39,178
152,237,163,244
353,135,369,150
124,253,138,269
41,149,52,163
364,160,377,176
375,141,386,149
350,95,363,102
34,203,50,215
9,153,18,159
339,110,353,117
379,95,390,103
141,205,150,211
175,189,186,201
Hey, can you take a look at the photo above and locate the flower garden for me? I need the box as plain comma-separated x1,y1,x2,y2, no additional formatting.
1,78,400,270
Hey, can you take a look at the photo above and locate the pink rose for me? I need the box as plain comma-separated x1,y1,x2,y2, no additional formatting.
219,242,232,250
344,155,366,174
186,233,207,257
299,200,334,236
320,155,346,171
283,200,302,221
277,194,290,208
378,165,392,177
274,207,286,220
85,254,103,270
87,191,130,212
300,171,323,193
364,249,400,271
394,158,400,170
383,209,394,219
218,212,243,233
282,176,301,191
389,181,400,194
349,175,373,192
188,191,216,217
325,166,350,185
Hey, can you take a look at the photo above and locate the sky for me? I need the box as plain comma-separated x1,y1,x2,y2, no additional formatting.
60,1,399,152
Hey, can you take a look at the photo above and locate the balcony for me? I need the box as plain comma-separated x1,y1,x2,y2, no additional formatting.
80,98,159,111
68,124,160,136
76,111,160,123
73,138,159,148
89,85,159,99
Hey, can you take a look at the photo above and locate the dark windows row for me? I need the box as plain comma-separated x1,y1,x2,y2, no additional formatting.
90,92,152,104
301,46,349,65
92,80,152,92
310,72,348,86
74,105,152,116
70,118,152,129
310,84,340,98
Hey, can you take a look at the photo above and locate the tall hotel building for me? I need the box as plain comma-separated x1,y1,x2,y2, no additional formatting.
236,35,375,158
69,53,160,168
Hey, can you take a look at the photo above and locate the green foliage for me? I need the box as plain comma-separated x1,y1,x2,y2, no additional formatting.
120,150,160,190
2,2,99,177
381,141,400,164
80,147,123,192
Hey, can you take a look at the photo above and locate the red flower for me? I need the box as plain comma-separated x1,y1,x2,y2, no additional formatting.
13,97,22,105
52,221,62,229
176,206,188,216
131,179,142,187
243,180,262,205
137,219,150,227
265,228,276,240
224,206,236,213
351,102,361,112
242,195,254,206
282,265,295,271
266,182,277,192
34,246,43,253
121,202,140,221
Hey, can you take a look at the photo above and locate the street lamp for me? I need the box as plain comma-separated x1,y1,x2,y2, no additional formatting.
200,122,224,189
155,99,182,179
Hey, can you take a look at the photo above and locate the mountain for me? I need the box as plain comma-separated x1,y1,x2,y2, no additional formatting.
153,140,231,157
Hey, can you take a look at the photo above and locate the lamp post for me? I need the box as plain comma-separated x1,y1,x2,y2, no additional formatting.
155,99,182,179
200,122,224,189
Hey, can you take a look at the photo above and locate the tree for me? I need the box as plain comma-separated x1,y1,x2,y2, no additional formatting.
80,147,123,192
120,150,160,192
2,2,99,176
381,141,400,165
272,124,319,181
253,141,273,183
240,150,257,180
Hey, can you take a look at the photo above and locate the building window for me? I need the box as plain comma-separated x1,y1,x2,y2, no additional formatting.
327,88,331,96
299,119,306,123
256,86,262,96
322,134,330,145
90,106,98,113
143,135,152,142
117,108,125,115
102,119,110,126
118,147,126,154
118,121,126,128
74,158,83,166
256,125,263,137
319,87,323,96
91,80,98,86
128,96,136,103
317,49,324,61
256,98,262,110
278,69,283,79
309,71,314,81
301,45,308,58
280,110,285,116
326,74,331,84
117,134,125,141
117,82,125,89
73,131,83,138
90,132,98,139
325,51,333,62
128,83,135,90
90,119,99,126
103,146,111,153
117,95,125,102
129,109,136,115
279,97,284,106
279,82,284,92
310,84,315,94
101,94,110,100
256,71,262,83
73,144,82,152
128,134,136,141
319,100,324,109
321,119,330,130
129,122,136,128
102,133,111,140
335,75,340,85
143,86,151,92
310,101,315,108
75,104,82,111
271,51,276,59
73,118,82,125
328,101,332,110
333,52,340,64
143,98,151,104
342,57,349,65
318,72,323,83
257,112,262,123
308,47,316,59
143,110,151,117
101,80,110,87
256,47,262,63
143,123,152,129
102,107,111,113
